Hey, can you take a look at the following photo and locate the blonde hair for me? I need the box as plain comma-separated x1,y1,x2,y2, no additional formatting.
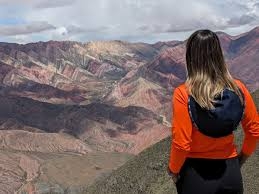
185,29,243,109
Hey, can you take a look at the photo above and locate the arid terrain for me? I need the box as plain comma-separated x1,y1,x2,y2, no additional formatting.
0,26,259,193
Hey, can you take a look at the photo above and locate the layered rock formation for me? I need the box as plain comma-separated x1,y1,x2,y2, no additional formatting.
0,26,259,193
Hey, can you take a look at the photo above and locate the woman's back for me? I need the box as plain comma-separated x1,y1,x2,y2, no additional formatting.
171,79,259,165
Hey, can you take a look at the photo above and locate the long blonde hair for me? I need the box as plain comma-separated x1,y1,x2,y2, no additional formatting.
185,29,243,109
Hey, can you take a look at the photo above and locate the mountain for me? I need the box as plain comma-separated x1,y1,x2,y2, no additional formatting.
216,31,233,52
0,93,169,154
83,89,259,194
104,43,186,120
1,27,259,113
227,27,259,90
0,88,170,193
0,26,259,193
141,43,186,89
0,39,173,193
0,40,162,105
151,40,182,51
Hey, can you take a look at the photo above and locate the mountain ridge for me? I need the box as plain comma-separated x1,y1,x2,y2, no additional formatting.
0,26,259,193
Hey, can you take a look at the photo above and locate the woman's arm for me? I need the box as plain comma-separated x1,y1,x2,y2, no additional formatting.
238,81,259,164
168,86,193,174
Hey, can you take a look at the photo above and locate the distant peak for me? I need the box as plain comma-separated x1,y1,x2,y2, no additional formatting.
215,31,232,38
250,26,259,34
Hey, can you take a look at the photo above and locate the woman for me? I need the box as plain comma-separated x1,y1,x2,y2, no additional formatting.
167,29,259,194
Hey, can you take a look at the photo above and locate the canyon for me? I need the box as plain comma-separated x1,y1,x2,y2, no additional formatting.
0,26,259,193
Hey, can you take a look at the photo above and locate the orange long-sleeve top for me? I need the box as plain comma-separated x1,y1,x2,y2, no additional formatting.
168,79,259,174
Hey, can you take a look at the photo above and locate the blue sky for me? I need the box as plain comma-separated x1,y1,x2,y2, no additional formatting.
0,0,259,44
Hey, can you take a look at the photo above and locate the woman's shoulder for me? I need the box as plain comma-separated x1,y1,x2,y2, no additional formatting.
174,82,189,92
233,78,244,86
233,78,248,92
172,82,189,101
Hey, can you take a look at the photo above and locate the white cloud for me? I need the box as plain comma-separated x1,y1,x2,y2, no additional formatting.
228,14,257,26
0,21,55,36
0,0,259,43
0,0,75,8
34,0,76,9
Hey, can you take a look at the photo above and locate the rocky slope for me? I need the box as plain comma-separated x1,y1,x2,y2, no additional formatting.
227,27,259,90
0,93,169,154
0,150,133,194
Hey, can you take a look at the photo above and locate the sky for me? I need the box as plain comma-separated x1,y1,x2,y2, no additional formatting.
0,0,259,44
